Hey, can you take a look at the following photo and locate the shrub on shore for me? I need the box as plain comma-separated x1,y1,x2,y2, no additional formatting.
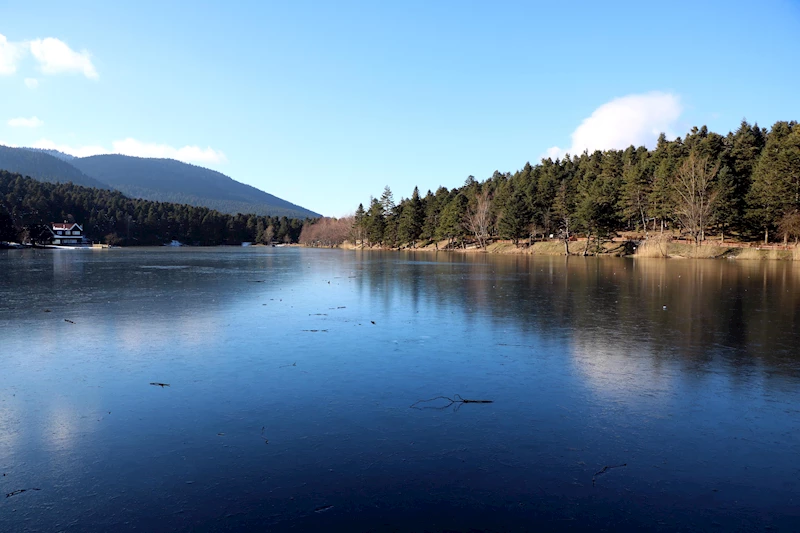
634,236,671,258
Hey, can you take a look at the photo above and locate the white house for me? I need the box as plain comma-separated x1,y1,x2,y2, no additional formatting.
50,222,84,246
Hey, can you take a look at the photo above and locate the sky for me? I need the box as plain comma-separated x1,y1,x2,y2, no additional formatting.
1,0,798,217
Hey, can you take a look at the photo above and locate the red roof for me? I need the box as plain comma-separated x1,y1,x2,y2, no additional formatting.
52,223,82,230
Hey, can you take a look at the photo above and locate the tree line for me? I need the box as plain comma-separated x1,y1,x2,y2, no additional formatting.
350,120,800,252
0,171,307,245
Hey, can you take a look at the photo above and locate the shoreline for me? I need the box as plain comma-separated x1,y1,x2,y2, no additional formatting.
335,239,800,261
5,240,796,261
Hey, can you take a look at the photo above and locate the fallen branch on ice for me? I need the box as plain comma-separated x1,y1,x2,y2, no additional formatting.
592,463,627,486
410,394,493,411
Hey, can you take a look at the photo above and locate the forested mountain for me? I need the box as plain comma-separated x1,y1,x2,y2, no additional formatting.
22,147,77,161
0,145,319,219
353,120,800,250
70,155,320,218
0,171,306,246
0,145,109,189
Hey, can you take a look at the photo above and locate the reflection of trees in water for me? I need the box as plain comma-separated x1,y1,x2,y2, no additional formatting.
353,251,800,380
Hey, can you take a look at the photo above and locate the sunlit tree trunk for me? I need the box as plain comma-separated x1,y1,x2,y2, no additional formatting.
673,153,718,247
465,189,492,249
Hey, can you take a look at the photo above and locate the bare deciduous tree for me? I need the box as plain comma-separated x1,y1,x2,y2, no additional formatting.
349,219,364,246
464,188,492,249
672,153,718,245
299,216,354,247
778,210,800,245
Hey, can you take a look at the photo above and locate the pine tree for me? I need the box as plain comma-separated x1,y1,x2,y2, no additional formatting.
552,180,574,255
0,208,17,242
575,151,621,253
712,165,736,242
497,184,531,246
726,120,766,235
353,203,366,245
621,148,651,233
437,193,467,247
365,197,385,246
421,189,441,243
379,186,395,215
748,121,800,243
397,187,424,247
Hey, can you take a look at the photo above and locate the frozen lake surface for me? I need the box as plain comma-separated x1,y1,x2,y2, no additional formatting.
1,247,799,532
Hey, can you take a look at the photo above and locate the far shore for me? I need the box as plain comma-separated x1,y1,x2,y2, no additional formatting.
5,238,797,261
334,237,800,261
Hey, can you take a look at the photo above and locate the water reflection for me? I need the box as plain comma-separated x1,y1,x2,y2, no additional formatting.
349,252,800,381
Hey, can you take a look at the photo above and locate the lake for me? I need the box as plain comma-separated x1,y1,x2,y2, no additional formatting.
1,247,799,532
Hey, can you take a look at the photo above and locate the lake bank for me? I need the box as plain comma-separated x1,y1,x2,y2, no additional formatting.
338,238,800,260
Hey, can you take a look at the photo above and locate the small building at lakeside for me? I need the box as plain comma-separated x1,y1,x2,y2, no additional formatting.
50,222,85,246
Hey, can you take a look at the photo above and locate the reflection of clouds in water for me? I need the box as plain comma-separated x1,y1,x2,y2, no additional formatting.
114,313,219,349
571,334,674,405
0,396,87,469
40,396,109,482
0,401,22,455
6,313,220,358
46,401,80,451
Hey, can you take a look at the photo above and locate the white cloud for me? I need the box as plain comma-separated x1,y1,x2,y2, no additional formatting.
111,138,227,164
546,92,682,159
30,139,107,158
0,34,98,80
29,37,98,79
28,138,227,165
0,33,25,75
7,116,44,128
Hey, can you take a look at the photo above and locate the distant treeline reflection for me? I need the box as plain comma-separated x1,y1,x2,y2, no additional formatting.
352,253,800,379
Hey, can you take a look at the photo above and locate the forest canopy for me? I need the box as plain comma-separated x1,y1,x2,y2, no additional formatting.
0,171,307,245
351,120,800,250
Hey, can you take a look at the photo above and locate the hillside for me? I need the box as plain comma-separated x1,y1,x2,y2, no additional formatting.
22,147,77,161
0,145,109,189
0,170,305,245
71,155,320,218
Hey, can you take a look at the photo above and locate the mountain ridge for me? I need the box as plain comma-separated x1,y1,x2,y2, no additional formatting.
0,145,110,189
0,146,319,218
22,147,77,161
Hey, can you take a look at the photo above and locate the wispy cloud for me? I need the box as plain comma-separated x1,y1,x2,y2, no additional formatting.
29,38,98,79
0,34,25,75
29,138,227,165
28,139,106,158
545,92,682,159
110,138,227,164
8,116,44,128
24,77,38,89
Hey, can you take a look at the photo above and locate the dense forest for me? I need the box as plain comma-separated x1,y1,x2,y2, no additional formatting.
348,120,800,251
0,171,306,246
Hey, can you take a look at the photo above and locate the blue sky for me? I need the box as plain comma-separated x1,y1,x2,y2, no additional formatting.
1,0,798,216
